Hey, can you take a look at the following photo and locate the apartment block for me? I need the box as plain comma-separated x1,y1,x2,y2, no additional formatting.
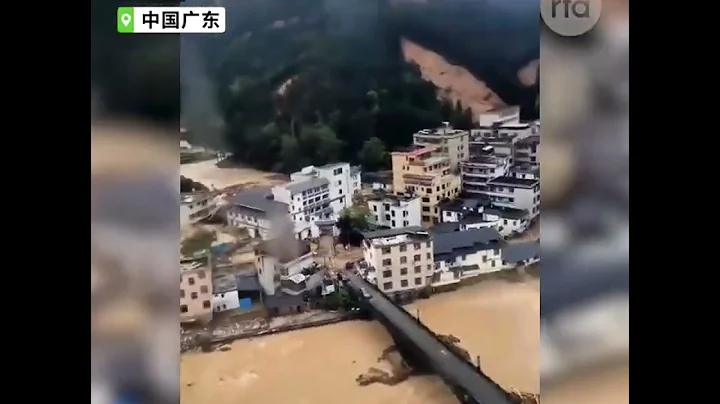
391,145,461,226
180,254,213,323
180,192,217,228
412,122,469,171
362,227,434,295
514,135,539,166
367,192,422,229
255,239,315,295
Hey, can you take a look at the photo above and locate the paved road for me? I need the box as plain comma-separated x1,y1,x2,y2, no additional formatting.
346,273,513,404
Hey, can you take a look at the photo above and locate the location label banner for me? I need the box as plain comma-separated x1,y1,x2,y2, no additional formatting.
116,7,226,34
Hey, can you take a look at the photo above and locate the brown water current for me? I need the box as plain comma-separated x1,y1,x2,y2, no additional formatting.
181,279,539,404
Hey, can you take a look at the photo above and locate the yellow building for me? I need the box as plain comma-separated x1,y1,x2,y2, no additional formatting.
391,145,461,226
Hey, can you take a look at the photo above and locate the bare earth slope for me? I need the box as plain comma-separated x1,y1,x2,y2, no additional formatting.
401,38,506,114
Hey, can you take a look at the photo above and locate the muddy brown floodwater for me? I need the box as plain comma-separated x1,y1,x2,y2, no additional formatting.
181,279,539,404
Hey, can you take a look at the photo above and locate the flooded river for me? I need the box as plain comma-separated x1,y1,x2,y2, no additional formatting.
181,279,539,404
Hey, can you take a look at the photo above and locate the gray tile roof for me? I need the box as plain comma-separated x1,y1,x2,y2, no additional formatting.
429,222,460,234
236,275,262,292
502,241,540,263
485,206,529,220
231,187,287,214
285,177,330,194
433,228,502,260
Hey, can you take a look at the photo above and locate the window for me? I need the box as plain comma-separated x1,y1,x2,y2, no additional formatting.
422,197,430,203
382,258,392,266
427,265,432,271
422,207,430,212
400,267,408,275
200,285,208,293
382,247,391,255
383,282,393,290
491,260,496,267
426,241,431,248
415,277,422,285
197,271,206,279
414,243,421,250
203,300,211,309
338,180,342,186
413,254,421,262
426,252,431,260
373,205,378,211
188,277,195,286
383,270,392,278
494,248,500,255
333,167,343,175
400,256,407,264
399,245,407,252
503,219,508,225
401,280,409,288
180,305,188,313
191,292,198,299
391,220,396,227
482,256,487,263
180,289,185,298
414,265,421,273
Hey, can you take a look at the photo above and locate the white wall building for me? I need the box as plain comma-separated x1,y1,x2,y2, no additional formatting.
350,166,362,195
486,176,540,218
432,228,504,285
459,151,511,196
362,227,434,295
514,135,539,166
412,123,470,171
368,193,422,229
227,187,316,240
255,239,316,295
181,192,217,228
502,241,540,269
437,199,530,237
289,163,353,209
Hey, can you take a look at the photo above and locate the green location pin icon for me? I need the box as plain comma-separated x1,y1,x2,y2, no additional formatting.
117,7,134,33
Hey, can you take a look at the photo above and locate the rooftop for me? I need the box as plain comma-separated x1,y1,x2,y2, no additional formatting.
362,226,430,246
181,192,212,205
212,273,238,294
256,238,312,263
285,177,330,194
459,213,494,225
484,206,529,220
415,126,469,138
438,197,490,213
231,187,288,214
367,191,418,203
392,144,439,157
429,222,461,234
516,135,540,147
510,164,539,174
503,241,539,263
434,228,502,257
488,176,538,188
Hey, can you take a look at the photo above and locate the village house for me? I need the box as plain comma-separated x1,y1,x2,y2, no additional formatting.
362,171,394,192
255,238,315,295
514,135,540,166
431,228,504,285
226,187,301,239
412,122,470,171
391,145,461,226
180,253,214,323
211,272,240,313
180,192,217,228
367,192,422,229
361,227,435,297
437,198,530,237
502,241,540,269
350,165,363,194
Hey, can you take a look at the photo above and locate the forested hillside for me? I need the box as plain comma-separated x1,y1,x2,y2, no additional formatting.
182,0,538,173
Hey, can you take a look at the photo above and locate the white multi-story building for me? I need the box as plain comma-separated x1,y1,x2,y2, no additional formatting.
362,227,434,296
350,166,362,195
431,228,504,286
514,135,539,166
459,150,511,196
288,163,353,209
486,176,540,218
181,192,217,228
368,193,422,229
255,239,316,295
437,198,530,237
227,187,316,240
412,122,470,171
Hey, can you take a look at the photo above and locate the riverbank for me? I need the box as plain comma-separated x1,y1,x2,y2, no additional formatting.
182,310,355,353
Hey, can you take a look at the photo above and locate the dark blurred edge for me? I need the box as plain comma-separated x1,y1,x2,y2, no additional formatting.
91,0,181,403
91,0,181,134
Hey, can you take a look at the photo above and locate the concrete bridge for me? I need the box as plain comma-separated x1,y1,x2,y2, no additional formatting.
345,273,514,404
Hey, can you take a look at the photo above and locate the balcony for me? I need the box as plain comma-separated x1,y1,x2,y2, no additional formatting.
462,177,489,187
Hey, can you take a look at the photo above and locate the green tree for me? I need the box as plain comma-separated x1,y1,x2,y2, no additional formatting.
358,137,388,171
299,124,343,165
279,133,302,172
